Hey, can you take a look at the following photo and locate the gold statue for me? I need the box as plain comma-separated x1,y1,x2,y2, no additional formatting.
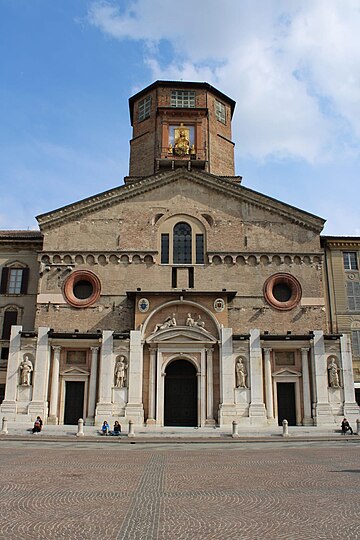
174,123,190,156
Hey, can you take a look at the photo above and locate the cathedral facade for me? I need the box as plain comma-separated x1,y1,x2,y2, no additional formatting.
0,81,359,428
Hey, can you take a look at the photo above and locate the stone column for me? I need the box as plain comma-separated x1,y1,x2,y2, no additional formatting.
312,331,332,425
0,325,22,417
125,330,144,424
301,348,313,426
205,348,215,425
48,346,61,423
146,347,157,425
87,347,99,424
263,348,274,420
95,331,113,419
248,329,266,422
28,327,51,419
340,334,359,418
218,327,237,426
156,351,164,426
200,348,206,427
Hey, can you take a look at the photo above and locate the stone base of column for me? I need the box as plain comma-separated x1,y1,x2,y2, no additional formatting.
28,401,48,420
47,416,58,425
302,416,314,426
313,402,333,425
249,402,267,420
85,416,95,426
145,418,156,426
0,401,17,416
125,403,144,425
205,418,216,426
266,417,277,426
95,403,113,422
343,402,360,417
218,404,238,426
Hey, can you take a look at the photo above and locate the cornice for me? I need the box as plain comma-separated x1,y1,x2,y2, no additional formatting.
36,169,325,232
321,236,360,249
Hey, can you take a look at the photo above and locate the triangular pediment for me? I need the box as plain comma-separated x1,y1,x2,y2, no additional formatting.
61,366,89,376
36,168,325,232
147,326,217,344
272,368,301,378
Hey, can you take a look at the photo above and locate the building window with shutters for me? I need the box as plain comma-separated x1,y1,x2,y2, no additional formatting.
352,331,360,357
0,265,29,295
347,281,360,311
343,252,358,270
1,309,18,340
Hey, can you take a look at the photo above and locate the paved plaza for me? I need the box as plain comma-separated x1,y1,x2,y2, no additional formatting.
0,439,359,539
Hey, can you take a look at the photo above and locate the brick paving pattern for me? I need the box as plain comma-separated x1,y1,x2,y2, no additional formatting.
0,441,359,539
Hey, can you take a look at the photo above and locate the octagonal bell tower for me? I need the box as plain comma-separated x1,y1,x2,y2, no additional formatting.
128,80,236,178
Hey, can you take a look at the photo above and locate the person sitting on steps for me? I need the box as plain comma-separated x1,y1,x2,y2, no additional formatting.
341,418,353,435
32,416,43,434
112,421,121,436
101,420,110,436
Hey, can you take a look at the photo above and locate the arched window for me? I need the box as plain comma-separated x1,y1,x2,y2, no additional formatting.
159,216,205,265
173,222,192,264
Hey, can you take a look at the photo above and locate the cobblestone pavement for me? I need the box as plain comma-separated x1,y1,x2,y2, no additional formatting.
0,440,359,539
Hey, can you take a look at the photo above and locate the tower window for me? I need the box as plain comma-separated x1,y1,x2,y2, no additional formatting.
343,252,358,270
171,90,195,108
138,95,152,121
173,222,192,264
215,100,226,124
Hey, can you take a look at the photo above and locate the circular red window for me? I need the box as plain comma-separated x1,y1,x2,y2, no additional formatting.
263,273,302,311
63,270,101,308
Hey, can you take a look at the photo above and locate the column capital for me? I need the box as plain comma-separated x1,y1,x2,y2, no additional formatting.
301,347,310,353
90,346,99,352
263,347,272,354
51,345,61,352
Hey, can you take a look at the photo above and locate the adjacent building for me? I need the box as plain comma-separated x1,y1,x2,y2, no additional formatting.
1,81,359,428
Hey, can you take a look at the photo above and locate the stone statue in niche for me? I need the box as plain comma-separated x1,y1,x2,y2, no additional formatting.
328,358,340,388
114,356,128,388
154,314,177,333
19,355,33,386
174,124,190,156
235,358,247,388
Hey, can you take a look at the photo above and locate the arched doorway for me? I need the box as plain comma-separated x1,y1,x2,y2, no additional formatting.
164,360,197,426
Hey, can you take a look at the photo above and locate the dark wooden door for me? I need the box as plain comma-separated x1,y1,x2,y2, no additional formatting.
164,360,197,426
277,382,296,426
64,381,85,425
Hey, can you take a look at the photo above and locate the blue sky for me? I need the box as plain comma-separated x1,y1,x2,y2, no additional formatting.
1,0,359,235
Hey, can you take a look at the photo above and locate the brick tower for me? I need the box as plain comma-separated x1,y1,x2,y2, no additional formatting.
128,81,236,177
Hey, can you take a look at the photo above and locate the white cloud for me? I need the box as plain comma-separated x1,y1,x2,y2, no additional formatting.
88,0,360,162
